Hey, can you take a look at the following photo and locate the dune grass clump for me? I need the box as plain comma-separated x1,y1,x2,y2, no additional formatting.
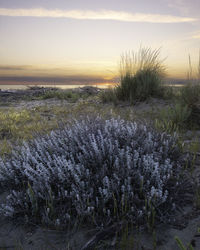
155,52,200,131
115,47,165,102
157,103,192,133
178,52,200,127
0,116,189,229
100,87,118,103
179,84,200,126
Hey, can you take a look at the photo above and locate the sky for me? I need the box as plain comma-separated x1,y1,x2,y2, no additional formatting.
0,0,200,85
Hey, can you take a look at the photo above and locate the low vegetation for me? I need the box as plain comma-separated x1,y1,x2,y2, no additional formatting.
101,47,200,132
0,116,190,230
0,108,61,156
101,47,166,103
179,84,200,127
37,89,89,102
0,47,200,249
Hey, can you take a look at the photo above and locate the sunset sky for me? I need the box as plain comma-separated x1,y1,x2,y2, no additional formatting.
0,0,200,85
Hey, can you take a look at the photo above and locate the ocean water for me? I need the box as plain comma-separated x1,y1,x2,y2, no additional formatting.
0,84,112,90
0,83,184,91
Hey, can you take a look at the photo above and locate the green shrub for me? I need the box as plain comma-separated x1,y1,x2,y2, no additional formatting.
158,103,191,132
178,51,200,127
100,88,117,103
161,85,176,100
179,84,200,127
116,68,164,102
180,84,200,108
115,47,165,102
40,90,80,102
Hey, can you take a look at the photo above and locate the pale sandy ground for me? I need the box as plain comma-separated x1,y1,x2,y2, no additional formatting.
0,200,200,249
0,97,200,249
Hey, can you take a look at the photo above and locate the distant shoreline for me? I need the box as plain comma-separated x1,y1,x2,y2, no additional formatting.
0,80,187,91
0,83,112,91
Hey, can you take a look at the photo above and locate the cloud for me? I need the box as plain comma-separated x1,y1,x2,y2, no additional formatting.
0,8,197,23
0,65,30,71
192,33,200,39
0,75,113,85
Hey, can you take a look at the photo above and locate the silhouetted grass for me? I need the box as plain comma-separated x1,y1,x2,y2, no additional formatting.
101,47,166,103
116,47,165,102
179,52,200,127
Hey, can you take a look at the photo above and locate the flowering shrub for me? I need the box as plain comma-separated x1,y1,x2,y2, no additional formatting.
0,116,186,227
